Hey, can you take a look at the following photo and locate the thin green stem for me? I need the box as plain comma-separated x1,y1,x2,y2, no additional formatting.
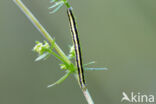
62,0,71,8
50,51,67,65
13,0,71,65
83,89,94,104
74,74,94,104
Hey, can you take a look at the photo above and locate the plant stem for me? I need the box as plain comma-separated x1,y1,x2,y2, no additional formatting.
63,0,70,8
13,0,71,65
13,0,94,104
74,74,94,104
83,89,94,104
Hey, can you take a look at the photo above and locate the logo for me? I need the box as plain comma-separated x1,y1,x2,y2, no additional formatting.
121,92,155,103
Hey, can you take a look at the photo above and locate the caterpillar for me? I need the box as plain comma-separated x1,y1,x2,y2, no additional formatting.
67,7,86,90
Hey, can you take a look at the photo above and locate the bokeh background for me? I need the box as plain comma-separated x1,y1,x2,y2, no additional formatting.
0,0,156,104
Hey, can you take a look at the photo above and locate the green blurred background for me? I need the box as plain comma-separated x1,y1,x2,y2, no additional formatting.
0,0,156,104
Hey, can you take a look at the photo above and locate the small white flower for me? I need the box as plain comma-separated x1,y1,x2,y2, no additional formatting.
33,41,50,55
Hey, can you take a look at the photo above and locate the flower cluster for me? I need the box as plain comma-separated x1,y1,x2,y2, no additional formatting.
68,45,75,59
33,41,50,55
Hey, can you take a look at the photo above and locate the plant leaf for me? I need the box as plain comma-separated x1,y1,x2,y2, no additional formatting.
35,52,50,61
83,61,96,67
50,0,56,3
49,2,60,9
47,71,71,88
84,67,108,71
49,2,64,14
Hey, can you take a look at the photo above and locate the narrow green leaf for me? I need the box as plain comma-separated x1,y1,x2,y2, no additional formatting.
84,67,108,71
35,52,49,61
50,0,59,3
49,2,59,9
47,71,71,88
49,1,63,9
49,2,64,14
83,61,96,67
50,0,56,3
